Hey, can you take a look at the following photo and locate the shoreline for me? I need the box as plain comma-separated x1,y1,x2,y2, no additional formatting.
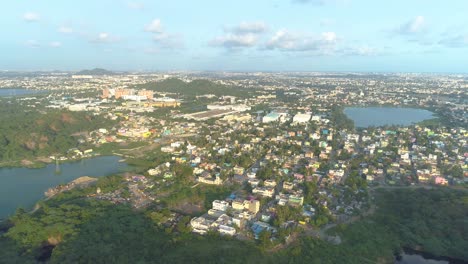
396,247,468,264
0,153,125,170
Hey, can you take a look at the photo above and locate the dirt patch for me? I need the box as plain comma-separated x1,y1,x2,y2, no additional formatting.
21,159,34,166
61,113,76,124
173,202,204,215
24,140,37,150
37,157,53,163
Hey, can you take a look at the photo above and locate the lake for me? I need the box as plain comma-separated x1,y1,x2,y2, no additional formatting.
0,156,130,219
0,88,47,97
395,252,452,264
344,107,435,128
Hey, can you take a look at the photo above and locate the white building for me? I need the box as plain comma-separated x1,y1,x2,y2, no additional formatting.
218,225,236,236
212,200,229,211
293,113,312,123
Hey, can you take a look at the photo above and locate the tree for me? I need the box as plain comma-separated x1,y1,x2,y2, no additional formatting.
258,230,272,250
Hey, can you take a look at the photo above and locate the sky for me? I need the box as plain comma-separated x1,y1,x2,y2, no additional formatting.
2,0,468,72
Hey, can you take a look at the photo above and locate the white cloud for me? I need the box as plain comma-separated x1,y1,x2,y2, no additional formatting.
58,26,73,34
265,30,338,52
211,33,258,48
127,1,144,10
397,16,426,34
23,12,40,22
91,32,120,43
212,21,268,50
228,21,268,34
49,41,62,48
144,19,184,49
145,19,163,33
99,33,109,40
321,32,337,42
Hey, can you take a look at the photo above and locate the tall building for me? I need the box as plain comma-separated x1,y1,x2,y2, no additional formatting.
138,90,154,100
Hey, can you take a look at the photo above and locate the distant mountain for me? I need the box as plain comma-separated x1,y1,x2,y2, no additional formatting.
75,68,116,75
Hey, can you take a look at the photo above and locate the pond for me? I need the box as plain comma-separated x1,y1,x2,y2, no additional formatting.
0,156,130,219
344,107,435,128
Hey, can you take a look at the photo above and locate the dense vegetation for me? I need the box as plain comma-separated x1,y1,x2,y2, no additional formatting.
294,188,467,263
329,106,354,130
1,183,466,263
75,68,116,76
0,100,115,163
371,188,468,259
135,78,254,98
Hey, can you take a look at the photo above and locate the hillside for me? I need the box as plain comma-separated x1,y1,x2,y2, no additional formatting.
0,102,115,162
1,179,466,263
136,78,253,98
75,68,116,76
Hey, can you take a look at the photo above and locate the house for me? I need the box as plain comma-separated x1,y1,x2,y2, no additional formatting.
434,176,448,185
212,200,230,211
198,175,223,185
252,187,275,197
264,179,277,187
232,199,260,214
218,225,236,236
233,166,245,175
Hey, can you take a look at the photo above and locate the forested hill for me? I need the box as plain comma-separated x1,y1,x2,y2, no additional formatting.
0,105,114,161
135,78,253,97
1,182,466,263
75,68,116,76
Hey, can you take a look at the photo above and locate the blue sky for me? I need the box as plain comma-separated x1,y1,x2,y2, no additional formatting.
2,0,468,72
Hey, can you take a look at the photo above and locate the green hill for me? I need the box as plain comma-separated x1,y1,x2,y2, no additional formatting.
75,68,116,76
136,78,253,98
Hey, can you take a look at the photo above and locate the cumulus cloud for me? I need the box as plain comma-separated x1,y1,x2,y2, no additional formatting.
212,21,268,50
211,34,258,48
144,19,184,49
228,21,268,34
91,32,120,43
145,19,163,33
265,30,338,52
396,16,426,35
58,26,73,34
127,1,144,10
23,12,40,22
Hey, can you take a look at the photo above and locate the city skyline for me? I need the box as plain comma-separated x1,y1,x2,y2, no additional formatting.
2,0,468,73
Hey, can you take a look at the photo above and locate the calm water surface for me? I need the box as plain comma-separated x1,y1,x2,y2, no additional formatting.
344,107,435,128
395,253,450,264
0,88,46,97
0,156,130,219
